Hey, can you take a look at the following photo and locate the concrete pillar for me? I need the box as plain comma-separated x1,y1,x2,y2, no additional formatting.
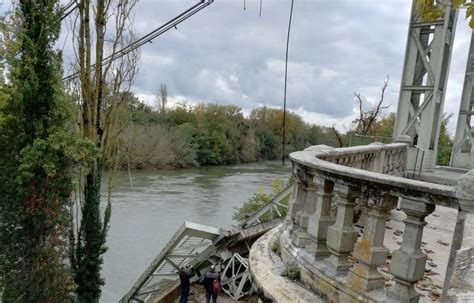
324,182,360,276
443,170,474,300
386,197,435,303
306,176,335,259
348,189,398,291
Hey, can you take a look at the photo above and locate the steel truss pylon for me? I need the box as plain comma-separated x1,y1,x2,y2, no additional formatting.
393,0,458,171
451,30,474,169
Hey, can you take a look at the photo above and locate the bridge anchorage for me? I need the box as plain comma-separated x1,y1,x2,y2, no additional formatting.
120,184,292,303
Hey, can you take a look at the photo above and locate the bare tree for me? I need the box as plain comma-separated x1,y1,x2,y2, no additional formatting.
330,77,390,147
352,76,390,135
331,125,344,148
69,0,140,300
156,83,168,114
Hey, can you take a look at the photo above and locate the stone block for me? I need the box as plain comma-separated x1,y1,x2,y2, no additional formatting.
390,249,426,282
324,253,352,275
299,213,310,228
348,265,385,291
307,214,334,240
353,242,389,266
326,225,358,253
386,281,420,303
291,229,312,248
450,247,474,289
456,170,474,213
306,239,330,259
290,203,303,221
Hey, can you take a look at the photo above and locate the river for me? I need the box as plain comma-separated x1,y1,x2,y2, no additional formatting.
100,161,290,302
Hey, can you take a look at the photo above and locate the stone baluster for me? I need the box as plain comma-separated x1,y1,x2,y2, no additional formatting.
287,165,306,233
291,172,317,247
324,182,360,276
370,143,385,173
347,188,398,291
386,197,435,303
306,175,335,259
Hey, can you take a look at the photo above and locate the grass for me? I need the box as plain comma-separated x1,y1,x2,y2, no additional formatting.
281,263,301,281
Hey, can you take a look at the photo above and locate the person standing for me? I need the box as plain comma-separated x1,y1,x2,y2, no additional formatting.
203,265,221,303
179,265,195,303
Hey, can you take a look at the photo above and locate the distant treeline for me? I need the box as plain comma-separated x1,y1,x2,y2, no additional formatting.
116,93,341,169
111,91,454,169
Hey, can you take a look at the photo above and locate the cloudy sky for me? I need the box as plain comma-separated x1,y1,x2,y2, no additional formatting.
2,0,473,133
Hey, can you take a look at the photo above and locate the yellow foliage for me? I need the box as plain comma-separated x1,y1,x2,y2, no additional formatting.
257,186,267,196
417,0,474,28
272,178,283,194
416,0,444,20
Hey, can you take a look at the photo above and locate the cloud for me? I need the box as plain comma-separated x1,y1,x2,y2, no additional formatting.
126,1,469,134
5,0,469,133
122,1,413,124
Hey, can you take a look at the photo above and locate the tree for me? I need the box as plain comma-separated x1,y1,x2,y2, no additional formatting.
437,113,454,165
417,0,474,27
331,77,391,147
233,179,288,223
352,76,390,136
331,125,345,147
69,0,139,301
308,125,337,146
0,1,76,300
377,112,396,138
156,83,168,114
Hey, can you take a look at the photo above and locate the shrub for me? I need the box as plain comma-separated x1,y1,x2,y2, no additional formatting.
271,240,281,256
281,263,301,281
233,178,290,223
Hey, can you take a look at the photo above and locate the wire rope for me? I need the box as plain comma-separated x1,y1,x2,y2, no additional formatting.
63,0,213,81
282,0,294,165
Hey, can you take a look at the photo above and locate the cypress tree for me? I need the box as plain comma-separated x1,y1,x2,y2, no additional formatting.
0,0,75,301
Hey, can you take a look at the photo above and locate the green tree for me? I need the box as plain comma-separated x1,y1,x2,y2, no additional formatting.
437,114,453,165
164,102,196,126
196,104,243,164
377,112,396,138
250,106,311,159
308,125,340,147
0,1,76,300
233,179,288,223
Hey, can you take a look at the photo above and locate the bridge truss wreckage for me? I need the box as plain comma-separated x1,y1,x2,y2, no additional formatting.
120,184,292,303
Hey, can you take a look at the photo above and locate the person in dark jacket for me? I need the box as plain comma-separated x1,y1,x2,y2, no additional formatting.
203,265,220,303
179,265,195,303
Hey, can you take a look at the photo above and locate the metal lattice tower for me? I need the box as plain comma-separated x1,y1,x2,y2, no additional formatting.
451,30,474,169
393,0,458,171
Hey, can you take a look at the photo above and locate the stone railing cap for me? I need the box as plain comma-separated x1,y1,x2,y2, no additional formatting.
456,170,474,212
290,143,457,207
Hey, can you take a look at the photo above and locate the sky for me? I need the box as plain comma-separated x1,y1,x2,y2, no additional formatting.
1,0,473,133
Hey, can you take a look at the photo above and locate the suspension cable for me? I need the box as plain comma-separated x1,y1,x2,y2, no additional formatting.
282,0,294,165
63,0,214,81
61,1,78,21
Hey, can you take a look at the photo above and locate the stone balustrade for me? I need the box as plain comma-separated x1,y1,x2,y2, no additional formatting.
280,143,474,302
